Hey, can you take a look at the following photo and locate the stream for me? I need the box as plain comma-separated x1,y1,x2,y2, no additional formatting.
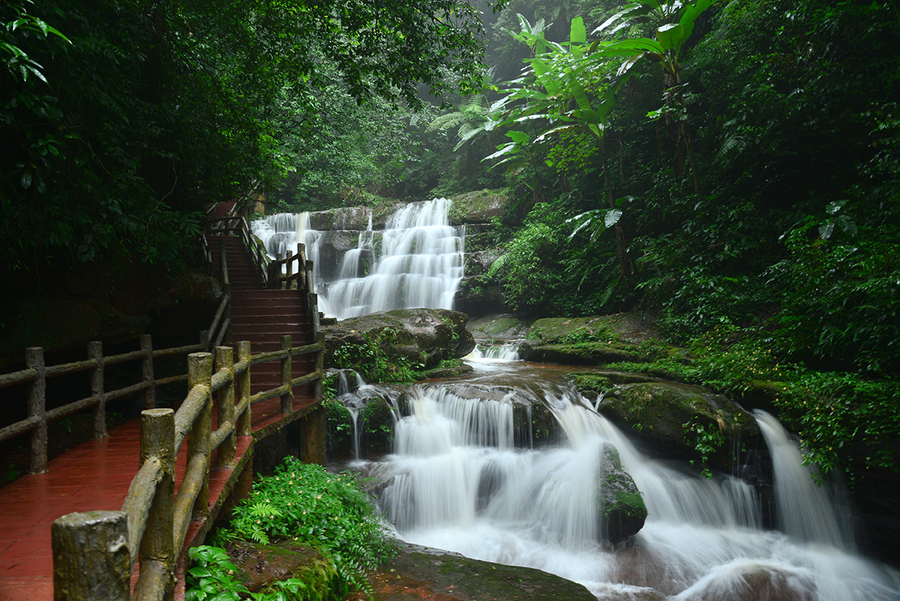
337,357,900,601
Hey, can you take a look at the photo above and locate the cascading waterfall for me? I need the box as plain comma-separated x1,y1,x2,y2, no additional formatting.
372,365,899,601
251,198,464,319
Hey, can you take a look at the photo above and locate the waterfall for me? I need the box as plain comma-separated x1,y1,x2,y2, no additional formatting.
251,198,464,320
754,409,856,549
370,366,899,601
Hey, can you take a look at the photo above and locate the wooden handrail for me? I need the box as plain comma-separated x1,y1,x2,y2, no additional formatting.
41,198,326,599
49,335,326,600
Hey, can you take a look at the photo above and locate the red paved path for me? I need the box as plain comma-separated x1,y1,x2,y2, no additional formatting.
0,395,316,601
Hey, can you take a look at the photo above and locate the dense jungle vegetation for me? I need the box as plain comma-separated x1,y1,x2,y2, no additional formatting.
2,0,899,477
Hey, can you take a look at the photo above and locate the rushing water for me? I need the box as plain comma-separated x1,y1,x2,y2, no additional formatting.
359,360,900,601
251,198,464,319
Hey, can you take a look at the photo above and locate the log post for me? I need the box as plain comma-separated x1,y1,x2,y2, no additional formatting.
314,332,325,401
141,335,155,410
280,335,292,414
52,510,130,600
297,243,308,291
235,341,252,437
135,408,175,601
286,250,293,290
187,352,212,519
26,347,47,474
88,342,107,440
214,346,236,469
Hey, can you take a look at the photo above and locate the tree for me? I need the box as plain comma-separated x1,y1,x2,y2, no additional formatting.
0,0,509,281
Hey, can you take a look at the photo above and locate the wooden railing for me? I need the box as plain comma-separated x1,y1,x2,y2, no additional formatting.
0,332,212,475
268,244,311,291
0,239,232,477
49,334,325,600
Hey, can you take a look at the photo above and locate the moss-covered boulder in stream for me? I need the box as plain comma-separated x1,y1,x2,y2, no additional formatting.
599,444,647,544
519,315,670,366
598,381,762,474
322,308,476,379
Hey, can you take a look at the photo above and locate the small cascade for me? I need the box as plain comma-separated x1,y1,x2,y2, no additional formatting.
755,409,856,549
252,198,464,319
368,365,899,601
467,343,520,362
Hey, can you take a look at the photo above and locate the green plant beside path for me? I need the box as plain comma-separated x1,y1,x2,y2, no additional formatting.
190,459,397,599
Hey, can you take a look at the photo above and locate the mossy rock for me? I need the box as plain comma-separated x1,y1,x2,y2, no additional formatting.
323,308,476,373
598,444,647,544
449,189,511,225
226,539,346,599
466,314,531,342
519,315,669,366
598,381,761,472
370,542,597,601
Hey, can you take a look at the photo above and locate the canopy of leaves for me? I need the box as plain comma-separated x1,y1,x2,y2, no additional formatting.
0,0,507,281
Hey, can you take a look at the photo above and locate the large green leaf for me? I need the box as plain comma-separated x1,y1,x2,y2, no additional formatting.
570,16,586,45
657,23,685,51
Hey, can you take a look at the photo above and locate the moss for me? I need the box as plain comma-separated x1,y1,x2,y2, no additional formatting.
608,490,646,519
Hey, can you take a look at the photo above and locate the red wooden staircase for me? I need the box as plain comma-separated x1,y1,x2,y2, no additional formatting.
209,235,317,399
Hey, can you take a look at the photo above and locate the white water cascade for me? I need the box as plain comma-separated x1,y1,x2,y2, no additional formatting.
371,365,900,601
251,198,464,319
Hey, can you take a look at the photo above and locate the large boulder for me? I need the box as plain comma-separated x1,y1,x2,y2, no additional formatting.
518,315,670,366
373,542,598,601
226,539,345,597
322,308,476,374
449,189,511,225
598,381,763,475
599,443,647,544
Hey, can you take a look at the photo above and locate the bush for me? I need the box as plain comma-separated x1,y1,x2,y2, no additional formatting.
214,459,396,594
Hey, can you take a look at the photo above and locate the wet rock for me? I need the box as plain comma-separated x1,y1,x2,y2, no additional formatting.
449,189,511,225
599,444,647,544
356,542,597,601
394,383,561,449
673,559,815,601
466,313,531,344
598,381,761,473
226,539,344,597
518,315,670,366
323,308,476,372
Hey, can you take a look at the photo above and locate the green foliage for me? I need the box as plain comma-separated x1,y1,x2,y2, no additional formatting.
186,544,345,601
218,459,396,595
769,200,900,374
332,327,435,384
186,546,250,601
610,326,900,478
1,0,509,282
682,416,725,479
775,372,900,480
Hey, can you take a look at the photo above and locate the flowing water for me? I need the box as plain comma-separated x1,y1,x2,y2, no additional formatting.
359,360,899,601
262,200,897,598
251,198,464,319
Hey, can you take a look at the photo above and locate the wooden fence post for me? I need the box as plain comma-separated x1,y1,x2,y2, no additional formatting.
52,510,130,600
141,335,155,410
297,243,308,291
187,352,212,519
88,341,107,440
286,250,293,290
134,408,176,601
236,341,252,437
214,346,236,469
280,335,292,414
26,347,47,474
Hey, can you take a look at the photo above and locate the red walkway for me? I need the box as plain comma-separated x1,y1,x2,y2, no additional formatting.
0,395,317,601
